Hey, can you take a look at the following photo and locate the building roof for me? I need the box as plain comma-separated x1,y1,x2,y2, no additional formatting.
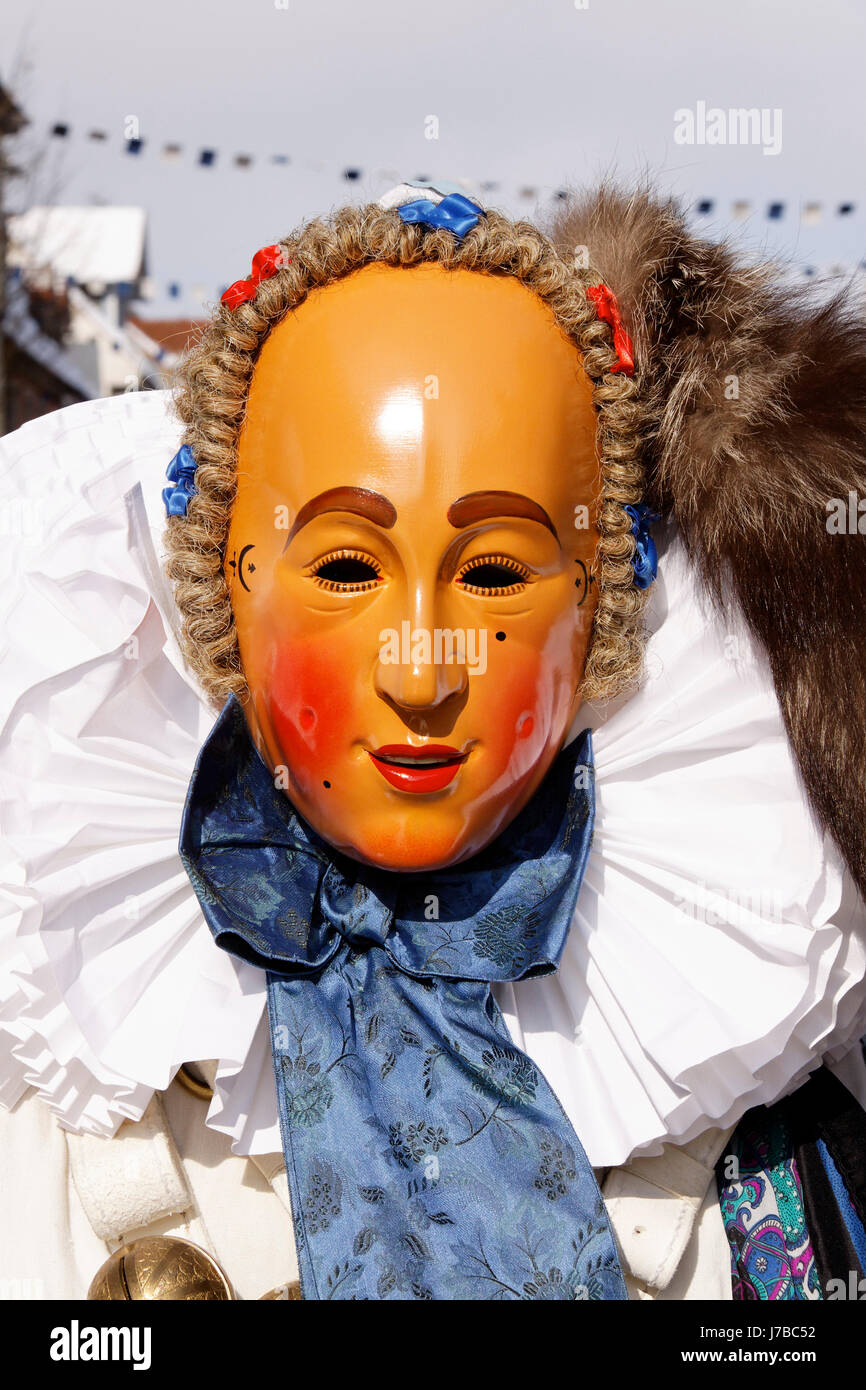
8,206,147,288
127,317,208,357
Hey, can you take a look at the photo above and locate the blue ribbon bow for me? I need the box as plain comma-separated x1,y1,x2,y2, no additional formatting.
162,444,198,518
624,503,659,590
180,696,627,1301
396,191,485,240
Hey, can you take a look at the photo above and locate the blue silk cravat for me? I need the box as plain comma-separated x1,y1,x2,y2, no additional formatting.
179,695,627,1301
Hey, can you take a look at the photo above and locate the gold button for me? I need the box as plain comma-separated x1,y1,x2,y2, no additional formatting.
88,1237,234,1300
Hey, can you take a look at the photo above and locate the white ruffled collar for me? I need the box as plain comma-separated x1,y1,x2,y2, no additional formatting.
1,391,864,1166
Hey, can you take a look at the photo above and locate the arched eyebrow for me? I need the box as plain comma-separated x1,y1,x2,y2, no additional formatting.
286,486,398,542
447,490,559,541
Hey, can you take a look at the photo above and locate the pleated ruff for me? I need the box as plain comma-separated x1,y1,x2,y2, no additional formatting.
1,393,864,1167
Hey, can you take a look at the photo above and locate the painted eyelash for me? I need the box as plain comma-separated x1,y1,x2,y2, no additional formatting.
455,553,532,595
306,548,383,593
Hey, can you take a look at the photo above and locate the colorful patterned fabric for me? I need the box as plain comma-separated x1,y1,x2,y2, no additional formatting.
180,695,627,1301
717,1107,821,1300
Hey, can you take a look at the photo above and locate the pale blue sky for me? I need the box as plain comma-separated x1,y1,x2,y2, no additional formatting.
2,0,865,316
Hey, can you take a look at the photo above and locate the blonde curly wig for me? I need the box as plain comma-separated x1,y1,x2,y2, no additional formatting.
165,200,651,708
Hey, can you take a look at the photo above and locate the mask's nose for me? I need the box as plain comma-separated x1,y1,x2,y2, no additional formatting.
373,577,471,717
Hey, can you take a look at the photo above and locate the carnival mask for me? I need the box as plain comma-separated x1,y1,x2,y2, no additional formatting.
226,263,601,871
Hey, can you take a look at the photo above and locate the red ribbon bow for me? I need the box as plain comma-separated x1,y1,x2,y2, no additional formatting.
586,283,635,376
221,244,289,310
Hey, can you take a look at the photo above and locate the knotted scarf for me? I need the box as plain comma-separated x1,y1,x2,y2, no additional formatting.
180,696,627,1301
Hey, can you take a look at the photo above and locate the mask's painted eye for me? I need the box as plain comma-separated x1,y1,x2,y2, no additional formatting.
307,548,383,593
455,554,531,596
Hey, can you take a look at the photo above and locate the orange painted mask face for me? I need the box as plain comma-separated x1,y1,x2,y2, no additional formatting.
227,263,601,871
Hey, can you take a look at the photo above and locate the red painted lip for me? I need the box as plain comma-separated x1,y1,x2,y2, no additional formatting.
368,743,468,794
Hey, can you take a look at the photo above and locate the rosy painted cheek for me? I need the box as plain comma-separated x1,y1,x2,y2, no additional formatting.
480,649,552,784
266,637,362,795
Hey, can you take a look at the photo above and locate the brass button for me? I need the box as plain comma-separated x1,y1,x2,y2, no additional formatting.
259,1280,302,1300
88,1237,233,1300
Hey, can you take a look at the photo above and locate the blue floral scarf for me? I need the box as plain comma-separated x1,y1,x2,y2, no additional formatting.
180,696,627,1301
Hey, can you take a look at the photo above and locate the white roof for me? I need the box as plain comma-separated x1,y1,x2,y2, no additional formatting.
8,206,146,287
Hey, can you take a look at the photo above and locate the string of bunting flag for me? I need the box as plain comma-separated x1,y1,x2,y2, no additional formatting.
42,121,859,224
46,121,551,202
